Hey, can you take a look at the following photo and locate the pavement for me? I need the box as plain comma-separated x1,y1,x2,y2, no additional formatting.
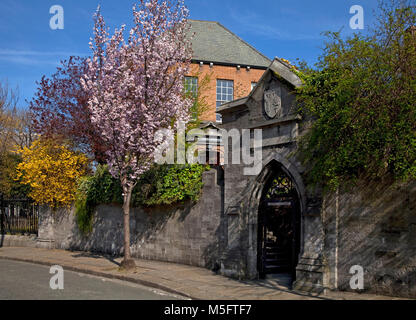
0,246,407,300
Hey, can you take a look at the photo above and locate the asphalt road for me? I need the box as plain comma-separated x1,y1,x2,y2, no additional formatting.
0,259,183,300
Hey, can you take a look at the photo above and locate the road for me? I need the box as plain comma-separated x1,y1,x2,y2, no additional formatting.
0,259,183,300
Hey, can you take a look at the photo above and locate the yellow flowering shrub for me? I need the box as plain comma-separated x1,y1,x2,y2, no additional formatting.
15,139,89,208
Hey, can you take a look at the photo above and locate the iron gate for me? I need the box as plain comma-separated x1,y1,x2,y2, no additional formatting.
258,197,300,278
0,195,39,235
257,167,301,279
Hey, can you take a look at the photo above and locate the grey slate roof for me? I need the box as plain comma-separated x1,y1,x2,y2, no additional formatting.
188,20,271,68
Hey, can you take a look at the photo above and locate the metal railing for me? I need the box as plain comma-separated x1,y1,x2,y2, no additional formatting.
0,195,39,235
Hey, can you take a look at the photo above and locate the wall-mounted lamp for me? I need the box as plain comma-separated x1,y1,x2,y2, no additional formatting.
199,61,204,67
210,62,213,68
246,66,251,71
237,65,241,70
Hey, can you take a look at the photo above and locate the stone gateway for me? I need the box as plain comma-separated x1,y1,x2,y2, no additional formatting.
217,58,324,292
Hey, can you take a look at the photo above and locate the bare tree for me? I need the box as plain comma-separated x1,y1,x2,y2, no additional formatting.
0,81,19,154
0,81,33,153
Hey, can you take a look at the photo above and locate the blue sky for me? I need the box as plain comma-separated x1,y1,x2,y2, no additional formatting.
0,0,380,106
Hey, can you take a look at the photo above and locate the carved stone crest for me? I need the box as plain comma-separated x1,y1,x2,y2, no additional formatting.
264,87,282,119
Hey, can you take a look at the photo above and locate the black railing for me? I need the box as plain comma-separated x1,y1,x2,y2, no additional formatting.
0,195,39,235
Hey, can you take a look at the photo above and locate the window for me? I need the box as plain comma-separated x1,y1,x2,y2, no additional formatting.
184,76,198,97
251,82,257,91
185,77,198,121
216,79,234,108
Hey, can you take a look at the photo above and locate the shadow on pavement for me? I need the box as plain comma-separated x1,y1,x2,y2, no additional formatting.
71,251,121,267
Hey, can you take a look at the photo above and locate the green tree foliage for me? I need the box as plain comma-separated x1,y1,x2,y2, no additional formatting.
297,0,416,189
0,153,30,198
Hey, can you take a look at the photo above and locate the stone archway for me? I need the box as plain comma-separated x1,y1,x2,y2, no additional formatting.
257,162,301,282
245,154,307,280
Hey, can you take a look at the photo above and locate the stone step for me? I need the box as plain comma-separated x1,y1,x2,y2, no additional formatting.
265,259,290,265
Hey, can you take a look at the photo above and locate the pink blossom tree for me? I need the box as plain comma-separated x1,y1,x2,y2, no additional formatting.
82,0,192,269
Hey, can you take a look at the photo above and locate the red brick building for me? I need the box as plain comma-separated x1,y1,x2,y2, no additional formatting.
185,20,271,123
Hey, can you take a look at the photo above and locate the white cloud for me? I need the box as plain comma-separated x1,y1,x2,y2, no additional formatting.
0,49,88,66
0,49,87,56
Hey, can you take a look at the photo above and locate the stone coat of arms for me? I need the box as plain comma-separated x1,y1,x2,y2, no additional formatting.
264,88,282,119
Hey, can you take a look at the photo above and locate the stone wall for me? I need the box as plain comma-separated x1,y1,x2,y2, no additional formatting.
216,59,416,298
322,177,416,298
37,168,224,269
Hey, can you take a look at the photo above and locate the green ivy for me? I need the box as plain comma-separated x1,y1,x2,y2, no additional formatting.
74,194,93,235
74,165,122,235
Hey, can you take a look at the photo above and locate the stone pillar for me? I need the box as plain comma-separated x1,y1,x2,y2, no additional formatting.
36,206,55,249
293,197,325,293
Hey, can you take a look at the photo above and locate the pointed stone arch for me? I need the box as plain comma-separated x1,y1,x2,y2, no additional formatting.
245,153,307,279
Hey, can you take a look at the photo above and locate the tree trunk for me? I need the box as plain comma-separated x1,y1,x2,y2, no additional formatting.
120,184,136,270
